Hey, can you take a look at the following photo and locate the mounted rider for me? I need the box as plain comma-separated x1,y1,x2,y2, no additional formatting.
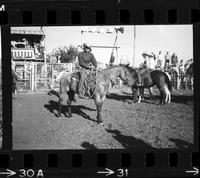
136,51,155,86
77,43,97,98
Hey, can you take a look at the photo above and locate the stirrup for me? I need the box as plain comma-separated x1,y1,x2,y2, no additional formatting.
136,82,142,87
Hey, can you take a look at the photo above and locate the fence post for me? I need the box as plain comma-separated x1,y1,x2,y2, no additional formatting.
31,62,35,91
177,76,180,90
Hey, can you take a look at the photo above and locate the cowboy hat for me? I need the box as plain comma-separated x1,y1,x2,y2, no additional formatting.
142,51,153,57
82,43,91,50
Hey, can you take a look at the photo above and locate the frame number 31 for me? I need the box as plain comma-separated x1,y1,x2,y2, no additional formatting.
117,169,128,177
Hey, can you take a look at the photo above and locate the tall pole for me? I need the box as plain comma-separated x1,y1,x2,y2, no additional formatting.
81,31,83,48
133,25,136,67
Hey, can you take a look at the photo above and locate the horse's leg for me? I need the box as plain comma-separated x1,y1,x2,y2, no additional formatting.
67,99,72,117
137,87,144,103
184,77,188,90
138,95,141,103
164,83,170,103
131,87,138,104
58,92,69,117
94,93,104,125
168,88,171,103
158,86,165,105
148,87,153,97
141,87,145,101
58,95,63,118
61,92,72,117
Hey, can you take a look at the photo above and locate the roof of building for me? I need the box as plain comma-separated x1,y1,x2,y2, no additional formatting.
11,29,44,36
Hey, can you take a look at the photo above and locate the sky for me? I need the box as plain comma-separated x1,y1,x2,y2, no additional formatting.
11,25,193,67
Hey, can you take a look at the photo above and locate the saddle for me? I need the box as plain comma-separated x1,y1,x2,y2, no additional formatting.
138,68,153,86
78,69,97,98
140,69,153,78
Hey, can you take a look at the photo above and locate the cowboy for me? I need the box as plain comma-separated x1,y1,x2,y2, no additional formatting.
137,52,154,86
77,43,97,98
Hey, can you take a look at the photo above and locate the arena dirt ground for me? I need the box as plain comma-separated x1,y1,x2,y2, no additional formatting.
13,87,194,150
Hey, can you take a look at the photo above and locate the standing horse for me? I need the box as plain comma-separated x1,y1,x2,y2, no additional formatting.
56,65,134,125
128,68,172,104
184,63,193,90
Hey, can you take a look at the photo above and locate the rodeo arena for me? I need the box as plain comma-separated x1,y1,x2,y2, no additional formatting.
11,26,193,150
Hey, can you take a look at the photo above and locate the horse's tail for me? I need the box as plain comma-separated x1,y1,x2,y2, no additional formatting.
164,72,172,92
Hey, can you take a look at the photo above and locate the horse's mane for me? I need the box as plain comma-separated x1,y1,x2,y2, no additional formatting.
120,64,138,77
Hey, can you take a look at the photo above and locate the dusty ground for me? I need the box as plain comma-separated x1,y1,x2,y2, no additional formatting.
13,88,194,150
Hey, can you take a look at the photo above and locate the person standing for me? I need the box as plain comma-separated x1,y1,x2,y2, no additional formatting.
164,51,171,67
171,52,179,76
157,51,165,70
171,52,178,67
178,59,185,75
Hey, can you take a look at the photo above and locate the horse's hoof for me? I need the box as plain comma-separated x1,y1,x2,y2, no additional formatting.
67,113,72,118
127,101,134,104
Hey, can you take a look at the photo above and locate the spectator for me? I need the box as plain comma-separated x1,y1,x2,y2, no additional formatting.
164,61,171,73
22,38,29,48
34,43,40,58
178,59,185,75
157,51,165,70
164,51,171,66
171,52,178,67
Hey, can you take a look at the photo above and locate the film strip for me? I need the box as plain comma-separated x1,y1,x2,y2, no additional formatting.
0,0,200,177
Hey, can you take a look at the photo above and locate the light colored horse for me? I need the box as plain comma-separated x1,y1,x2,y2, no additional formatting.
55,65,134,125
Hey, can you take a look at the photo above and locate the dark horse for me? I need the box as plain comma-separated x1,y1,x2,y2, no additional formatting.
127,68,172,104
53,65,134,125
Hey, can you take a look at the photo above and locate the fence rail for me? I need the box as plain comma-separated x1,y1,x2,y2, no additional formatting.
13,61,75,92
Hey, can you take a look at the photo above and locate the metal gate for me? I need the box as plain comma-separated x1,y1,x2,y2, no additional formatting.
14,61,32,92
13,61,75,92
34,62,75,91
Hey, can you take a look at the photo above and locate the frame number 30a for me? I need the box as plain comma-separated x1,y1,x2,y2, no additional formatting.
117,169,128,177
19,169,44,178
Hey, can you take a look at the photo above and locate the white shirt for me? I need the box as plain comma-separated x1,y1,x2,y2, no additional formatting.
144,56,155,69
158,54,164,61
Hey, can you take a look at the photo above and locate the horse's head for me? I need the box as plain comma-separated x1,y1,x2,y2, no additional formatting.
118,64,137,86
